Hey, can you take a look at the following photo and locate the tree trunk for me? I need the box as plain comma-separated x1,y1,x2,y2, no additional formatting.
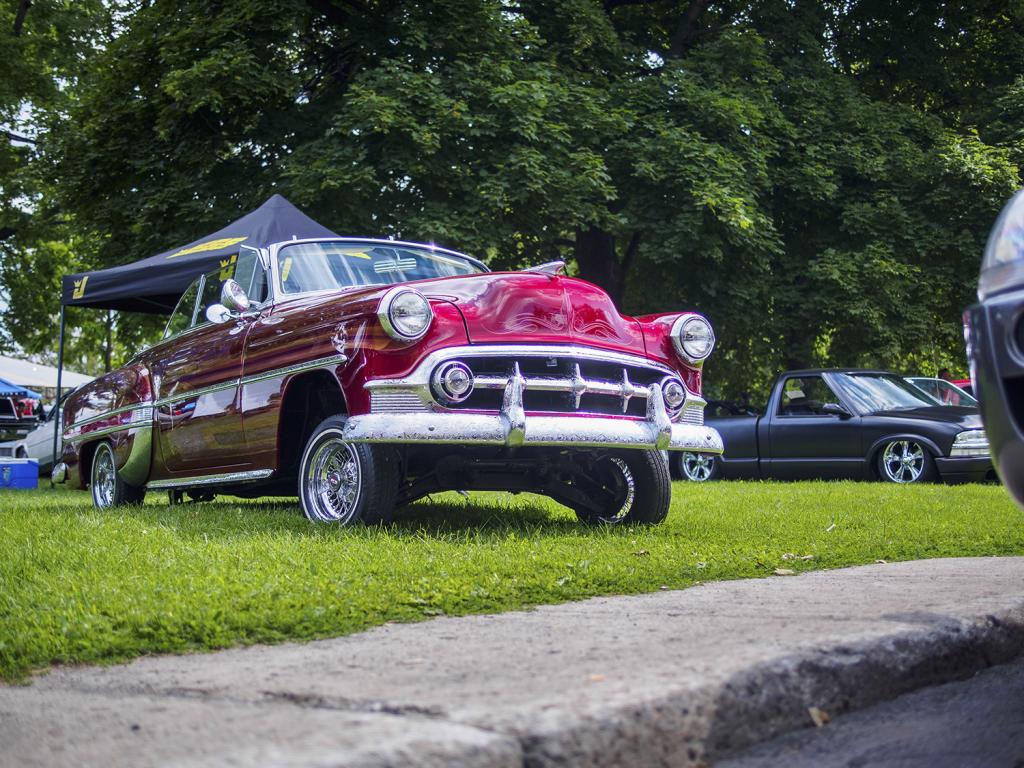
574,226,627,306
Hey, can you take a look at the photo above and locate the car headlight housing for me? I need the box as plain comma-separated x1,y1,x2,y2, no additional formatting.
979,189,1024,300
671,314,715,365
378,288,433,341
950,429,989,458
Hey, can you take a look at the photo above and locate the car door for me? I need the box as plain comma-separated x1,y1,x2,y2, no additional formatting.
765,374,866,479
147,268,251,474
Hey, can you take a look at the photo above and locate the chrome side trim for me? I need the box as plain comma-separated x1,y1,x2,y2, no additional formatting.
153,353,350,407
156,380,238,407
240,353,349,387
146,469,274,490
64,405,154,444
68,402,149,431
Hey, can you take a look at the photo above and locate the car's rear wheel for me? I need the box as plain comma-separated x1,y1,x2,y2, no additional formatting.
877,440,937,484
90,441,145,508
298,415,399,525
676,451,719,482
574,450,671,525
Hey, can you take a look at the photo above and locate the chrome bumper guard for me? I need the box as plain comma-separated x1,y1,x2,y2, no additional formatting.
343,376,723,453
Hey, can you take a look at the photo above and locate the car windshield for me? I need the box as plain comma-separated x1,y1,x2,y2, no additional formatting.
277,241,484,294
833,373,940,413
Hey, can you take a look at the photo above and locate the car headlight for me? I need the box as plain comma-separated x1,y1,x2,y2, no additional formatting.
378,288,433,341
979,189,1024,300
950,429,989,458
671,314,715,365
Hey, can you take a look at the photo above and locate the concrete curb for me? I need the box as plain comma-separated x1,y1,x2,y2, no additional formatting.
3,557,1023,767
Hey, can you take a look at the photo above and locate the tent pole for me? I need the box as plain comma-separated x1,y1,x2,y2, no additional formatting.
51,304,66,488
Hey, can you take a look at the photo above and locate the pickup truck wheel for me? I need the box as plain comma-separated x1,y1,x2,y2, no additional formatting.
877,440,937,484
575,450,671,525
299,416,398,525
676,451,719,482
90,441,145,508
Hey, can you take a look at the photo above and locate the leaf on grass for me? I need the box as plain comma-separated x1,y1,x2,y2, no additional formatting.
783,553,815,561
773,568,796,576
876,559,887,564
808,706,830,727
632,549,650,557
826,522,837,532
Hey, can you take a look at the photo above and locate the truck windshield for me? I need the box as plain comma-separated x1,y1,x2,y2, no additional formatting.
833,373,940,413
277,241,484,294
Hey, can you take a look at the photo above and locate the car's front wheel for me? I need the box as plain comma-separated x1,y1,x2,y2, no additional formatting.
877,439,937,484
574,449,671,525
90,441,145,508
675,451,719,482
298,415,399,525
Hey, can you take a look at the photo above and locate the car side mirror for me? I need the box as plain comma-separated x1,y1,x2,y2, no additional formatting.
821,403,852,419
220,279,250,312
205,304,234,324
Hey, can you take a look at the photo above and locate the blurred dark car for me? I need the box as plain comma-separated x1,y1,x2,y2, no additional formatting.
965,189,1024,506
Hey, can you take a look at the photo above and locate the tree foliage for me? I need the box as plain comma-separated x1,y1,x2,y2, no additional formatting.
1,0,1020,394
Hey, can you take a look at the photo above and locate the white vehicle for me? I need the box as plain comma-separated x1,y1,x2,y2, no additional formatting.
0,405,61,472
905,377,979,408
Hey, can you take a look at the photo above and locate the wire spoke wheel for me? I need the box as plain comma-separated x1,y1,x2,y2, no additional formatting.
594,457,636,523
305,437,362,523
882,440,926,483
91,444,116,508
681,452,715,482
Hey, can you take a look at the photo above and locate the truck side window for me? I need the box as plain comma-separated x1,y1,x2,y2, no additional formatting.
163,277,202,338
233,248,268,305
779,376,842,416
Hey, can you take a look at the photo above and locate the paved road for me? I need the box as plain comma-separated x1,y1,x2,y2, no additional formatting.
719,657,1024,768
2,557,1023,767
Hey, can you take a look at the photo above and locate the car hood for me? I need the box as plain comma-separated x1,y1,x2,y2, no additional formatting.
869,405,983,429
271,272,647,356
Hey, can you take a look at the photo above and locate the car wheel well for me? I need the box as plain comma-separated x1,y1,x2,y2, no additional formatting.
277,371,347,477
869,437,939,479
79,440,101,487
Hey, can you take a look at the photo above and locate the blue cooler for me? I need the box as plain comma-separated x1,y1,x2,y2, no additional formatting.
0,458,38,490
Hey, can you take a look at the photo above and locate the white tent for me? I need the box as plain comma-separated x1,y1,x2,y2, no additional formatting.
0,355,92,389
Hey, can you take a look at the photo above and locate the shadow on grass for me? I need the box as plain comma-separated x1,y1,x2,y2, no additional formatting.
62,492,596,541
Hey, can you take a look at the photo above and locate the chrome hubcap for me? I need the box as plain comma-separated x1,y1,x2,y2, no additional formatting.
92,447,115,507
882,441,925,483
681,452,714,482
305,437,361,523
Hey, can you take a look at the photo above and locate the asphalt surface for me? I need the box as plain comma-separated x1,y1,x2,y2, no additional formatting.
718,656,1024,768
2,557,1023,767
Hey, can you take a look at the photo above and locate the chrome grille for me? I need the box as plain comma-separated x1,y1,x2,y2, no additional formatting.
681,404,704,426
440,355,680,419
370,391,428,414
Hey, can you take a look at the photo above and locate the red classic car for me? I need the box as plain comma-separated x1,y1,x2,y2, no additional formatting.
54,239,723,525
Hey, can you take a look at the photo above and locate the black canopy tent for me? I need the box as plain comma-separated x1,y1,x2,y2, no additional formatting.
52,195,340,482
61,194,339,314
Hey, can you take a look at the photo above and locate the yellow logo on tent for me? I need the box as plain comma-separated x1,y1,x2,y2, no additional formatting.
219,255,237,282
72,276,89,299
167,236,248,259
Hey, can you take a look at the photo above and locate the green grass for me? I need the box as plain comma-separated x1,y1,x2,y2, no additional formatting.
1,481,1021,682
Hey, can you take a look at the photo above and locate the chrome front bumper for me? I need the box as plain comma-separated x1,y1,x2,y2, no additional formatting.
343,376,723,453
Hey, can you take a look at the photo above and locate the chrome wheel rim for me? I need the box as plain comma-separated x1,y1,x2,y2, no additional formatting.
882,441,925,483
304,436,362,523
92,446,115,507
595,457,635,523
681,452,714,482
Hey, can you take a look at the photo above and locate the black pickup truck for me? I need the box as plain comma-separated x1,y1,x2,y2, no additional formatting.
674,369,995,484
